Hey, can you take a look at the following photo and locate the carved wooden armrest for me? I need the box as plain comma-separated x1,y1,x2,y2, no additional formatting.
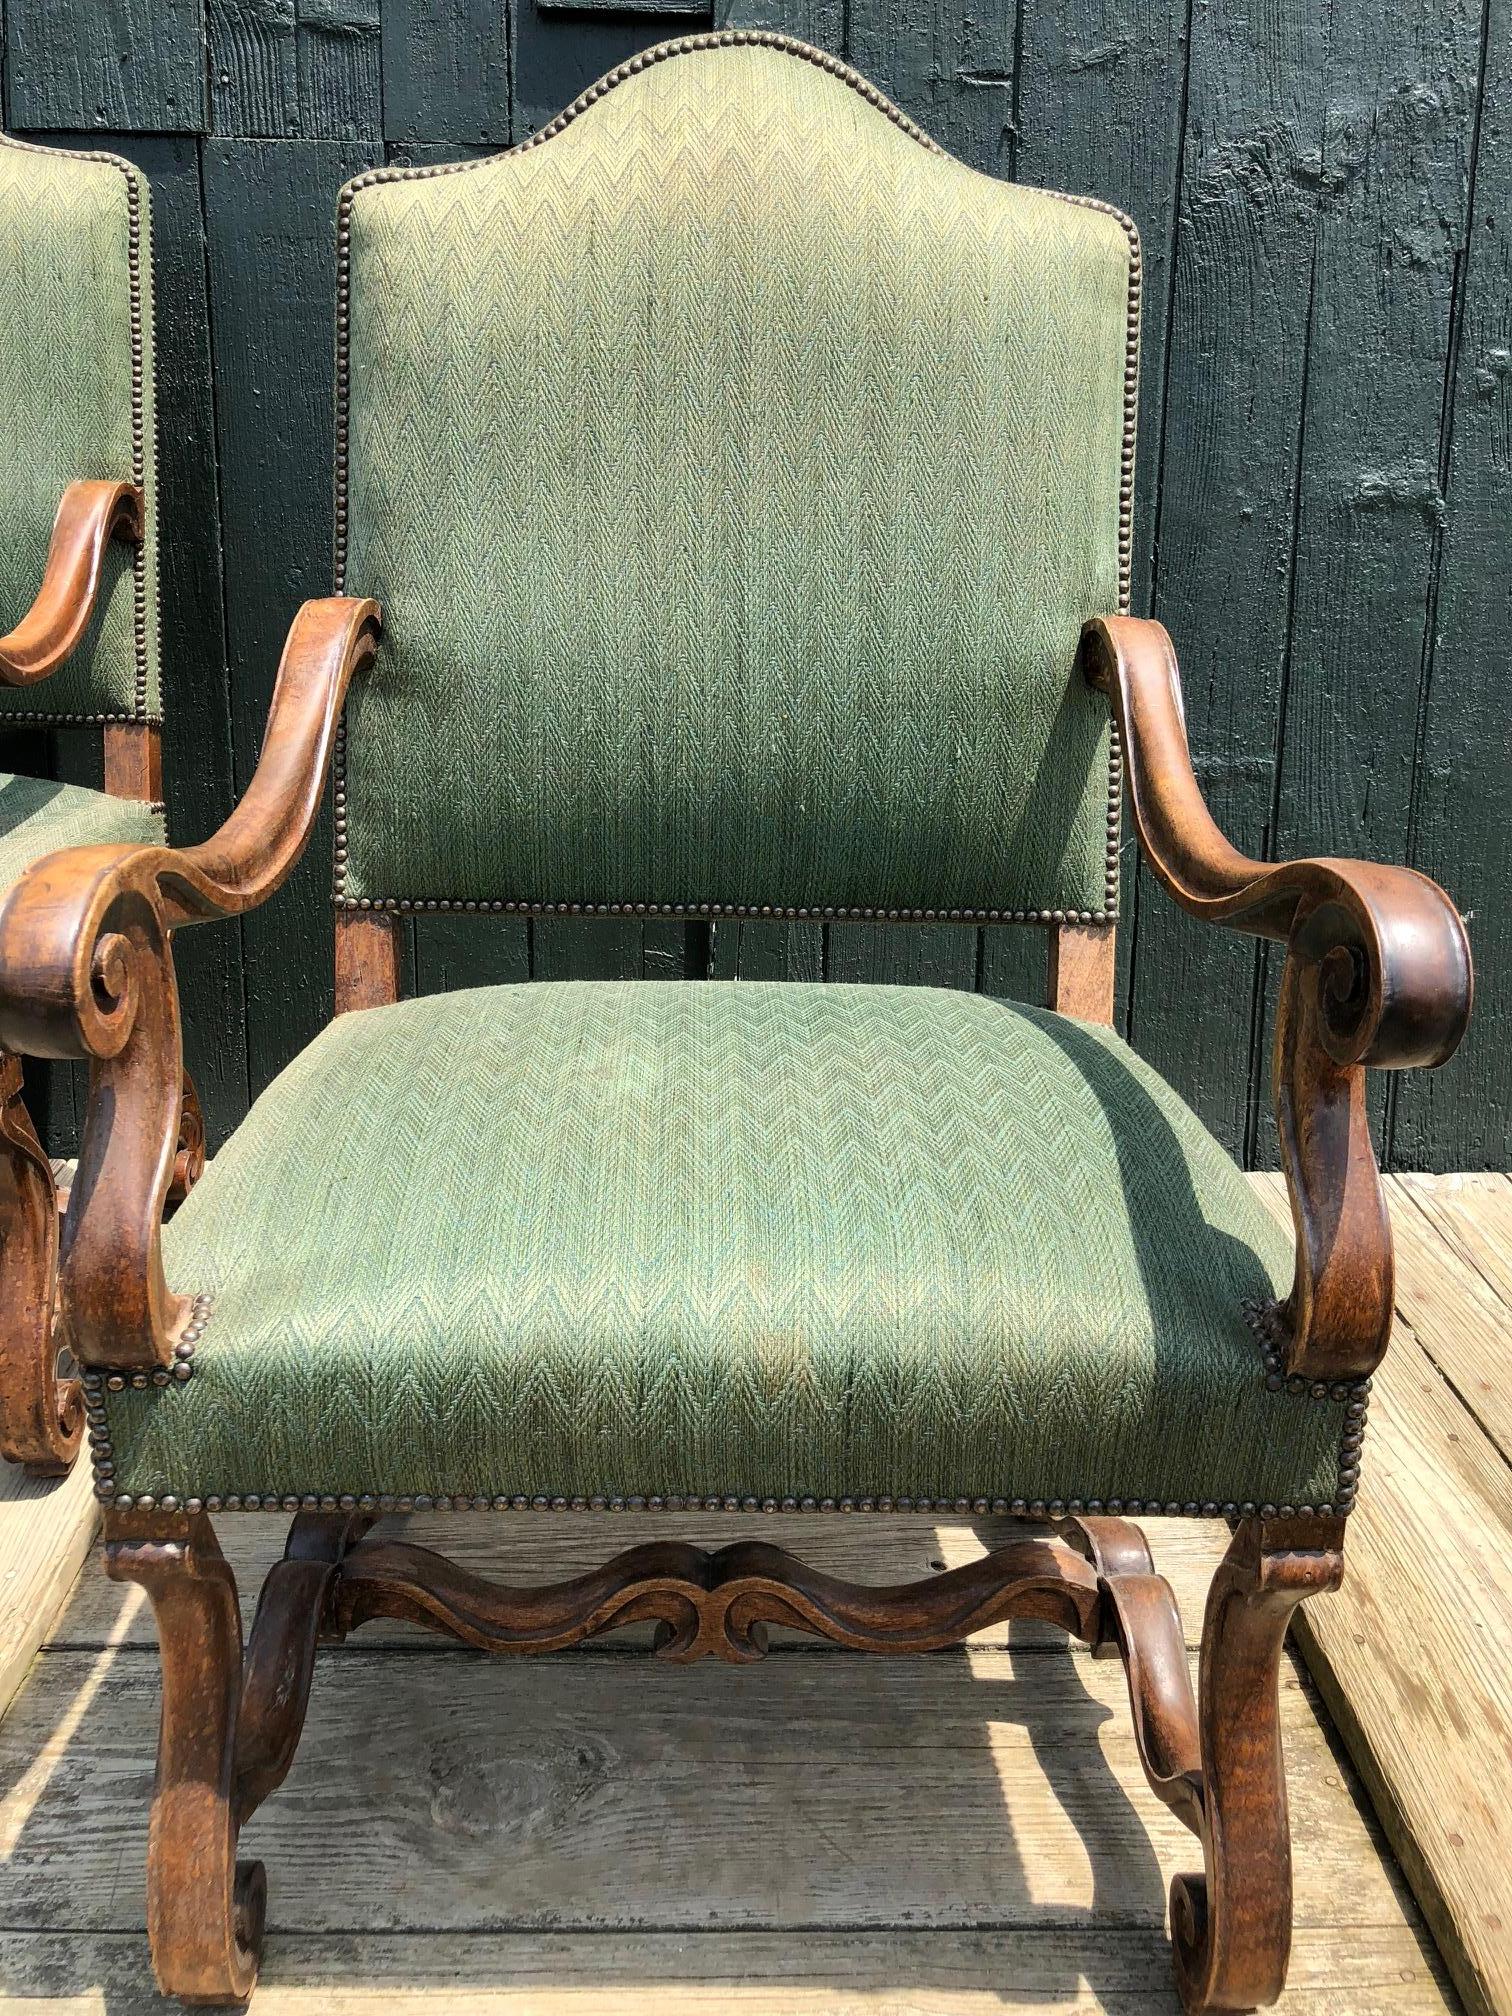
1080,614,1472,1380
0,596,381,1369
0,480,143,686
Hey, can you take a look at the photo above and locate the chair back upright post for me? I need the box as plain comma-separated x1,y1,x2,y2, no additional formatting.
1046,919,1117,1023
103,719,162,803
334,909,403,1014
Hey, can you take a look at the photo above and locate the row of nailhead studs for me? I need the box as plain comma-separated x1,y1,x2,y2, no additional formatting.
332,896,1116,923
1242,1298,1370,1513
125,166,153,720
98,1489,1345,1520
328,28,1133,919
0,138,154,726
82,1295,211,1502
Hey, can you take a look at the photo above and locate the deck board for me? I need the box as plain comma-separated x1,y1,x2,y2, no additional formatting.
1252,1174,1512,2016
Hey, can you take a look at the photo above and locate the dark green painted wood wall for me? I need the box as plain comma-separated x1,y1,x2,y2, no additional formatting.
1,0,1506,1169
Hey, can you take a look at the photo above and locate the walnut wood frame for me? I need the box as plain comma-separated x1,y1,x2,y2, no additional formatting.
0,480,204,1472
0,594,1470,2008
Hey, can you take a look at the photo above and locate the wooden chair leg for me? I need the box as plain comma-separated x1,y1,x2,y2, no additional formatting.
1171,1514,1345,2014
0,1048,80,1474
105,1511,264,2006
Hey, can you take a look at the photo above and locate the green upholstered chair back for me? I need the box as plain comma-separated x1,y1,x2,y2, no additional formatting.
335,33,1138,924
0,136,158,722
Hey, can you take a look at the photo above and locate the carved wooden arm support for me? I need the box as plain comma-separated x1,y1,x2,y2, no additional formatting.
0,596,381,1368
0,480,142,686
1080,614,1472,1379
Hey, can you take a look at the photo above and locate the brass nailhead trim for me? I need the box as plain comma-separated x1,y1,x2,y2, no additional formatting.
0,137,154,725
99,1490,1346,1521
86,1291,1358,1521
1242,1297,1370,1514
82,1294,212,1500
329,29,1135,924
332,894,1116,925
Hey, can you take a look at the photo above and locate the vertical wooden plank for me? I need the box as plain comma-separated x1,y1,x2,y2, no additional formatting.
210,0,382,140
978,925,1046,1006
825,924,977,990
383,0,512,146
512,0,709,141
531,919,645,981
709,920,822,981
203,138,381,1103
1393,0,1511,1171
846,0,1016,178
6,0,206,132
1251,0,1483,1167
641,922,710,980
717,0,843,51
413,915,530,997
1014,0,1185,621
1125,0,1330,1161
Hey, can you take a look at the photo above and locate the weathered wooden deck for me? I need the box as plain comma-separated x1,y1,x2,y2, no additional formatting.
0,1174,1505,2015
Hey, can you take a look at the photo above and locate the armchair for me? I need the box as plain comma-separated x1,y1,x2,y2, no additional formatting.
0,137,201,1474
0,34,1470,2013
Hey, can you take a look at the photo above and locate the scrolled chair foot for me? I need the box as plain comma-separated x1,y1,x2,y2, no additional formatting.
106,1510,264,2005
1170,1514,1345,2014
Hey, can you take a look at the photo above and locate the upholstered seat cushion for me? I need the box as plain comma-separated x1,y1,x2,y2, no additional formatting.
0,773,163,892
97,982,1358,1515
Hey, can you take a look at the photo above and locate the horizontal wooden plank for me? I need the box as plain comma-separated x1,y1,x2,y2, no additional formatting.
0,1922,1456,2013
0,1638,1414,1936
1252,1173,1512,2016
6,0,206,131
0,1455,95,1724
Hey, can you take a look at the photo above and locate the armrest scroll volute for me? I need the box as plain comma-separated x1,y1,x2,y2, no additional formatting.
1079,612,1472,1381
0,596,382,1370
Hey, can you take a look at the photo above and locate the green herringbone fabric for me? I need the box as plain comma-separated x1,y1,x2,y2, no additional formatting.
0,773,162,892
100,983,1347,1511
338,39,1130,917
0,137,157,720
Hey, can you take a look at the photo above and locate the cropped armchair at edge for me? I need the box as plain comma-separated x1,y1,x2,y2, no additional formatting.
0,134,202,1475
0,34,1471,2013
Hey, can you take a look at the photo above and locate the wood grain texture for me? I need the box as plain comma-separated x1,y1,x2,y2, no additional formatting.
0,1923,1456,2013
6,0,206,131
1251,1172,1512,2016
1391,0,1512,1173
382,0,513,145
0,1508,1451,2016
1124,0,1329,1164
0,1604,1418,1941
1253,0,1482,1166
210,0,383,140
0,1441,94,1722
202,138,380,1102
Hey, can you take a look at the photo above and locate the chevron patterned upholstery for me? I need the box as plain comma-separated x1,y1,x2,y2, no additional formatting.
0,136,157,721
97,982,1350,1514
336,39,1132,919
0,773,163,892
